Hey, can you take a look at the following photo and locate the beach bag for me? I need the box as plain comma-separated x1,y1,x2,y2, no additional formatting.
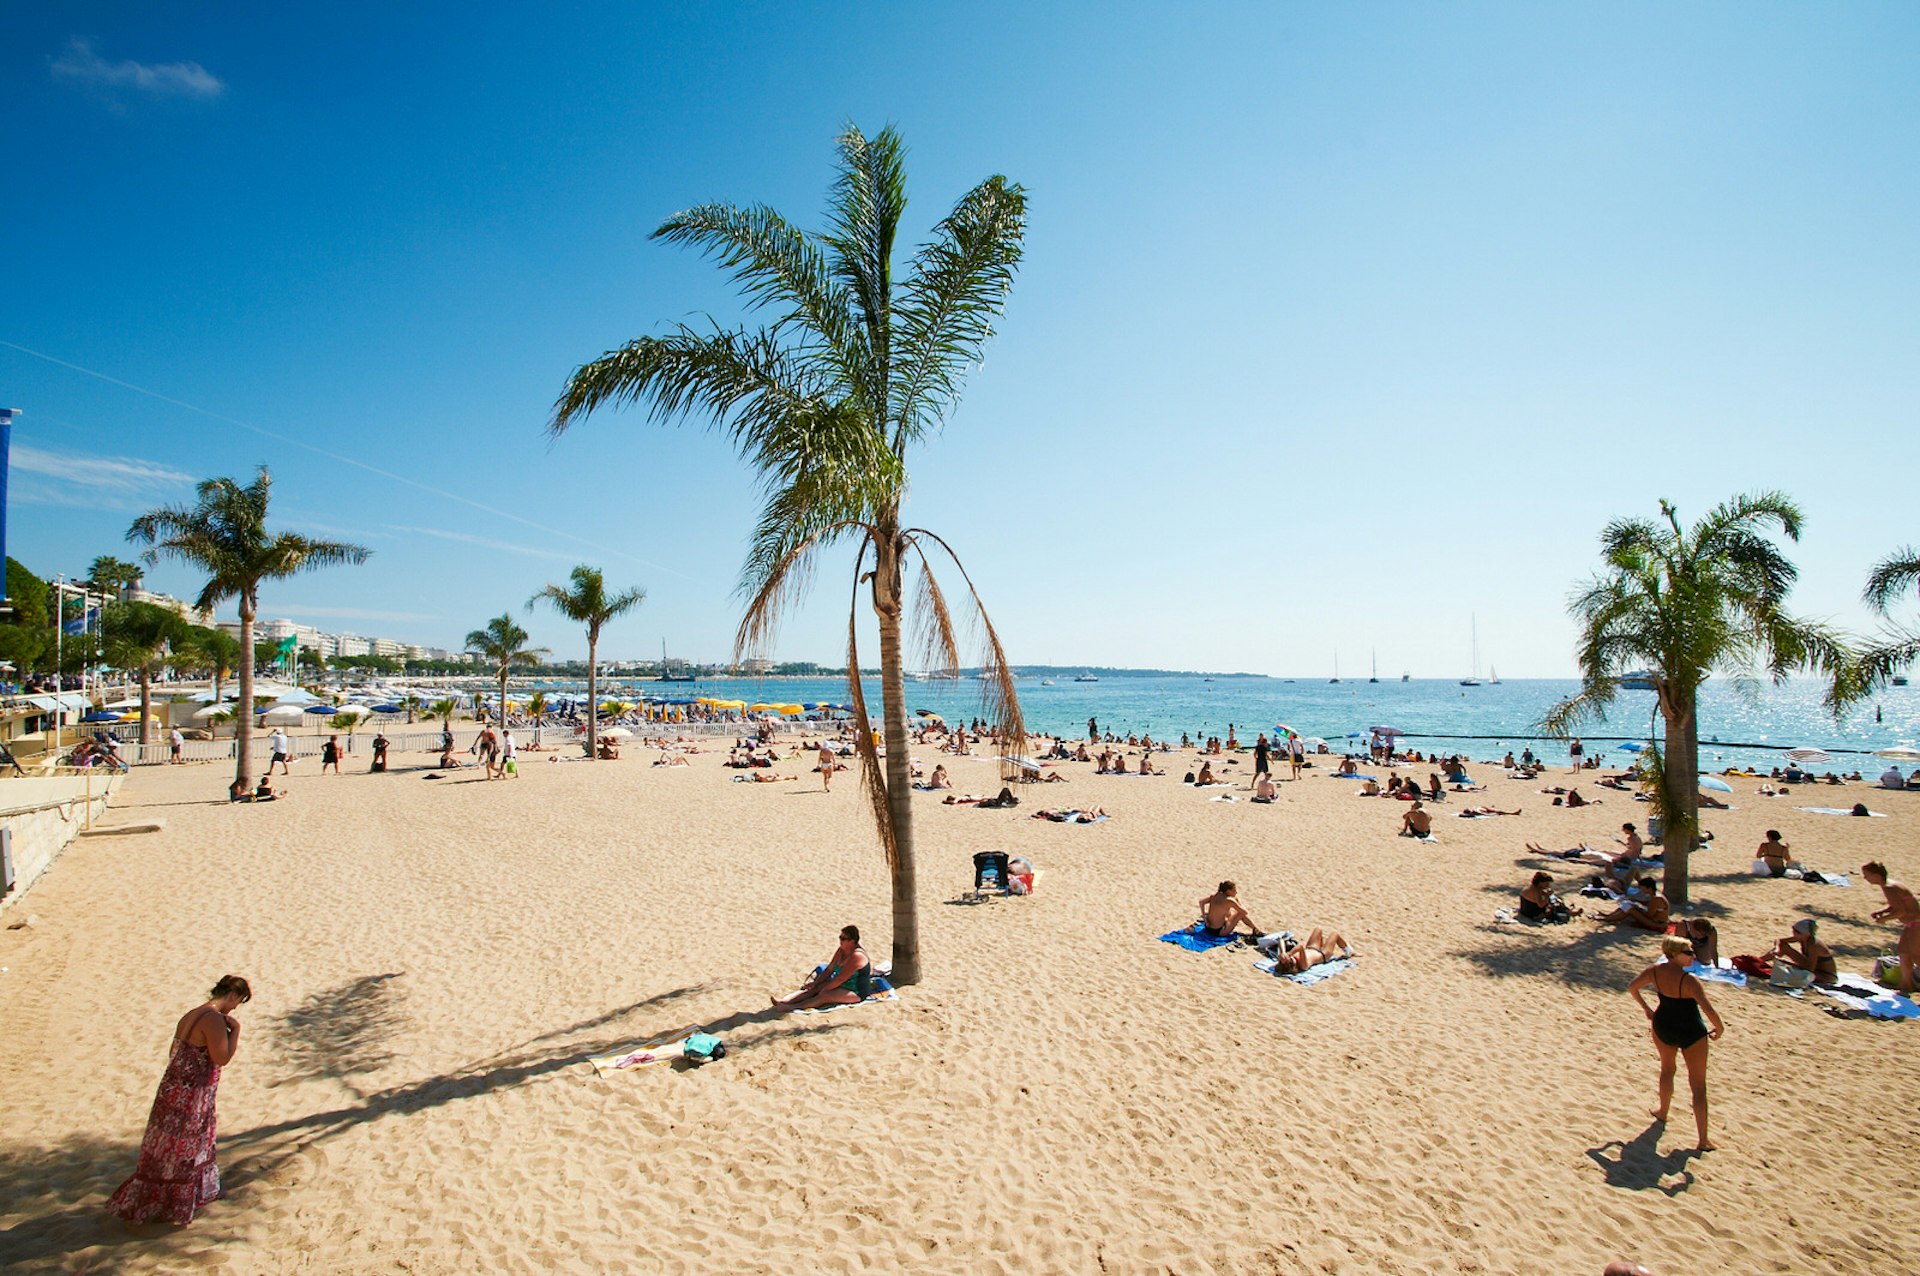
1751,858,1772,876
1731,954,1772,979
1770,966,1813,990
504,759,517,775
682,1033,725,1065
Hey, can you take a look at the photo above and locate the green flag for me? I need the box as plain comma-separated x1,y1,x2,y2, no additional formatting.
276,634,298,655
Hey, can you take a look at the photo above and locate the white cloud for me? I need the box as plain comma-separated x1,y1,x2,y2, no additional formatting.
51,39,224,99
11,444,193,509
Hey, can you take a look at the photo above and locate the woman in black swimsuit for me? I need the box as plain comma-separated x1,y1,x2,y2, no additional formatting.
1627,937,1726,1151
771,925,873,1011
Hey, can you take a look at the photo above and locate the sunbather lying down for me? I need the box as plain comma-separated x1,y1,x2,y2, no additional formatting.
1266,927,1352,973
1031,807,1106,823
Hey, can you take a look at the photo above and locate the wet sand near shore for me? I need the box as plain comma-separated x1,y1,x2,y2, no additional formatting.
2,738,1915,1274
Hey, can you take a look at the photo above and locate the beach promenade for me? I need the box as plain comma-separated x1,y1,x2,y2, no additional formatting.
1,736,1914,1273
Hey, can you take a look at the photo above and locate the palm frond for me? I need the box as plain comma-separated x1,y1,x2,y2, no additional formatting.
652,202,859,368
822,123,908,381
733,517,868,664
909,552,963,680
905,529,1027,765
891,174,1027,449
841,541,899,874
550,324,828,440
1864,547,1920,616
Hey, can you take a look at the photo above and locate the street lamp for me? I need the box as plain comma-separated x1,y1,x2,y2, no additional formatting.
0,407,17,615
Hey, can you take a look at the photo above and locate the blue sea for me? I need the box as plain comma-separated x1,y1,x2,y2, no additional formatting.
561,674,1919,771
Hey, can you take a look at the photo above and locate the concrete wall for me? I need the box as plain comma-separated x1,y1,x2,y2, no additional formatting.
0,775,121,913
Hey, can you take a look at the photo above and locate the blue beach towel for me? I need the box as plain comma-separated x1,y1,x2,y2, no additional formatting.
1160,924,1240,953
1688,962,1747,988
1254,956,1357,986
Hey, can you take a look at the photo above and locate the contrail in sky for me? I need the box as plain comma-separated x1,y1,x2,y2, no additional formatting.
0,337,697,581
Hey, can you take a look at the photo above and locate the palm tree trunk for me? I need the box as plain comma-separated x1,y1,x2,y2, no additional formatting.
499,670,509,729
873,531,920,985
235,599,256,793
1660,695,1698,910
138,667,152,746
586,635,599,762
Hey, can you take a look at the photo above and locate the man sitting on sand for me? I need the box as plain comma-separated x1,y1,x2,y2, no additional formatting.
1335,756,1358,777
1399,802,1433,837
1194,761,1223,786
1864,861,1920,995
1594,879,1670,930
1198,881,1263,939
1252,773,1277,803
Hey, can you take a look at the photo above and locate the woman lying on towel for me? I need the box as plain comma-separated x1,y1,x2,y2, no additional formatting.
1031,807,1106,823
772,926,873,1011
1270,927,1352,973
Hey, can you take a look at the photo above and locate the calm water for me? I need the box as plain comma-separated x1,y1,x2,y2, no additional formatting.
552,674,1919,771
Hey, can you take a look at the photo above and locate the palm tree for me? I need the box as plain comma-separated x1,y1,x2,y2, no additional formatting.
401,693,423,725
428,697,458,728
1838,546,1920,699
99,601,188,745
1541,494,1848,909
525,690,549,748
200,628,244,704
549,125,1028,985
128,467,371,792
465,615,548,730
87,554,144,598
529,565,644,763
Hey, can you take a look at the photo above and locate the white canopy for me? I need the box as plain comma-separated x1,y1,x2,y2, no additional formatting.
260,704,307,723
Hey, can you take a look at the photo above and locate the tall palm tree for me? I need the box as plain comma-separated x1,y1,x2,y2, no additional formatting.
1541,494,1848,909
200,628,243,704
128,468,370,791
99,601,188,745
87,554,144,598
525,690,549,748
549,125,1028,985
465,614,548,730
529,565,644,762
1838,546,1920,699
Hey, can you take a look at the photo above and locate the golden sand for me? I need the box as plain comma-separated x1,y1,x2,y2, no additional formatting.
2,738,1915,1273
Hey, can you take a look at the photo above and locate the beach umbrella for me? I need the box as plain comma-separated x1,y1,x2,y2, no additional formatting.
261,704,306,723
1368,726,1404,737
1617,741,1649,754
1783,747,1832,764
1874,745,1920,762
994,755,1043,772
333,704,376,721
601,727,633,741
1697,775,1734,793
303,703,338,715
273,689,319,705
191,703,232,720
370,703,405,713
1300,737,1329,750
80,710,121,723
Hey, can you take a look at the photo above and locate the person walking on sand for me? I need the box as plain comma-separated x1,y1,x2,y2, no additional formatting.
1569,737,1584,772
1289,732,1305,779
500,729,519,778
268,726,292,775
1863,861,1920,994
320,734,341,775
817,742,836,791
1253,733,1271,780
1627,937,1724,1151
106,975,251,1225
169,725,184,765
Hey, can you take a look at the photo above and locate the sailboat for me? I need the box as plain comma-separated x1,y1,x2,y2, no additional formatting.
1329,653,1340,685
1459,616,1482,686
1488,664,1501,685
1368,650,1379,684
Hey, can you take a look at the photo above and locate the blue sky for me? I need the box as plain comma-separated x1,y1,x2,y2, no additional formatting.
4,3,1916,675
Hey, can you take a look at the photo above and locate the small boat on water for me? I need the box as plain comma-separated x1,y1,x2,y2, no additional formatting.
1895,675,1911,687
1617,670,1657,690
1039,678,1055,686
1074,673,1099,682
1459,616,1482,686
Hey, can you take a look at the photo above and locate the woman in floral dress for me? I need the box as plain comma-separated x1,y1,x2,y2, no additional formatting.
106,975,251,1225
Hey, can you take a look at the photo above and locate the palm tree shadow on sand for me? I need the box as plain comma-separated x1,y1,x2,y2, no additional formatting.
0,984,848,1271
1586,1121,1700,1196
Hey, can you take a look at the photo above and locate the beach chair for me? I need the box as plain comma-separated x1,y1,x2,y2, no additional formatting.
970,851,1011,897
